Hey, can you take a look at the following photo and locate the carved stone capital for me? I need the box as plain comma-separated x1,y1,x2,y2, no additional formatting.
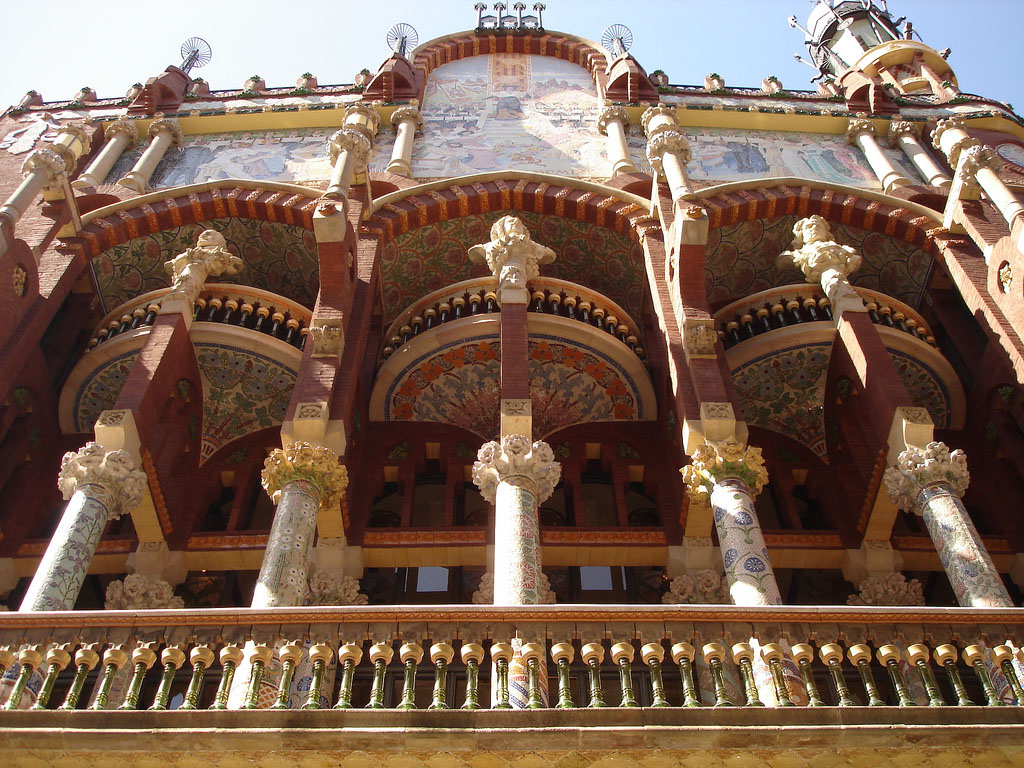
309,319,344,357
58,123,92,154
778,215,861,283
261,442,348,510
884,441,969,513
148,118,183,146
327,128,371,169
931,116,967,151
105,573,184,610
343,102,382,140
105,118,140,148
887,120,918,146
845,118,876,145
597,105,629,135
683,318,718,359
307,572,368,606
472,434,561,504
958,144,1000,187
57,442,147,519
847,572,925,606
467,215,555,300
22,147,67,184
390,106,423,131
646,129,691,177
163,229,244,305
640,104,678,136
681,438,769,497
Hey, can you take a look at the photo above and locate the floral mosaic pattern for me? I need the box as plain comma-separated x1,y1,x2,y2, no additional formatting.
704,216,932,308
887,349,951,429
384,335,646,439
91,217,319,314
731,344,831,461
251,480,319,608
414,54,604,178
196,344,297,463
380,212,643,325
73,350,139,433
711,479,783,606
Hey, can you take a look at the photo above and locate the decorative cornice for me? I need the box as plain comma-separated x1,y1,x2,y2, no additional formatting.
467,215,556,299
472,434,561,504
261,441,348,510
57,442,147,519
884,441,969,513
681,439,769,497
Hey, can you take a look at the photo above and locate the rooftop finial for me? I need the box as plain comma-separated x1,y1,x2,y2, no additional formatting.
474,1,542,30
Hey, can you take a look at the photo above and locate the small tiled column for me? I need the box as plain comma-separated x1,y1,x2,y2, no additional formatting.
20,443,146,611
846,117,911,192
778,214,865,320
681,438,782,606
885,442,1013,608
386,106,422,177
159,229,244,319
73,119,139,189
472,435,560,605
253,442,348,608
642,104,692,200
117,118,182,193
325,104,380,200
888,120,951,188
597,105,637,176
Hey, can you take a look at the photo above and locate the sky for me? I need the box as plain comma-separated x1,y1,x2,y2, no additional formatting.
0,1,1020,113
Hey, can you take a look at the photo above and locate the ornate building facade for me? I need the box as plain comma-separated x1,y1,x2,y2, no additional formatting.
1,1,1024,765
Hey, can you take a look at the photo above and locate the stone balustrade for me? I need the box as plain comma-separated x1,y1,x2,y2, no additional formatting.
713,284,935,350
382,277,645,361
87,285,312,351
0,604,1022,712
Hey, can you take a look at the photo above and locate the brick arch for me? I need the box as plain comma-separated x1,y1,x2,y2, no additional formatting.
72,183,320,259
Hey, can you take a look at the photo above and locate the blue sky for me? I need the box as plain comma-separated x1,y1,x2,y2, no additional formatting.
1,1,1019,112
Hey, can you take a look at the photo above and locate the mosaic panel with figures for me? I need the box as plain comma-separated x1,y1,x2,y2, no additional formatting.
90,217,318,313
379,212,644,325
704,215,932,308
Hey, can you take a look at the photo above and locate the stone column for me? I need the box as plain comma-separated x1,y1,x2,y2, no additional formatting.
597,105,636,176
777,214,866,320
888,120,951,188
0,149,67,232
73,119,139,189
160,229,244,320
885,442,1013,608
118,118,182,193
472,435,560,605
20,444,146,611
641,104,692,200
325,103,380,200
959,144,1024,234
681,439,781,606
253,442,348,608
846,118,911,192
386,106,422,177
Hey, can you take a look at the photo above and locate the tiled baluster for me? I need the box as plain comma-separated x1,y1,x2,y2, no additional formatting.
180,646,214,710
934,644,973,706
520,642,546,709
272,642,304,709
963,646,1003,706
671,642,701,707
32,645,72,710
791,644,825,707
611,642,638,708
91,646,128,710
581,642,606,708
334,644,362,709
366,643,393,710
641,643,669,708
5,646,43,710
877,645,915,707
701,643,734,707
491,643,513,710
992,645,1024,705
460,643,483,710
241,645,274,710
429,643,455,710
731,643,764,707
551,643,575,709
905,644,946,706
59,645,100,710
397,642,423,710
848,644,885,706
149,647,185,710
210,645,243,710
303,644,333,709
118,645,157,710
819,644,854,706
759,643,794,707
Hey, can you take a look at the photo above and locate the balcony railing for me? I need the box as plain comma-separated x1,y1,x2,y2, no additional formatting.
87,285,312,351
713,285,936,351
382,278,645,361
1,605,1022,713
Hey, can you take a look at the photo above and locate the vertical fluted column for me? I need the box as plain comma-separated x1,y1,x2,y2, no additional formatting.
386,106,422,177
325,103,380,200
253,442,348,608
885,442,1012,608
681,440,781,606
118,119,182,193
597,105,636,176
472,435,560,605
846,118,911,192
642,104,692,200
20,443,146,611
888,120,951,188
73,119,139,189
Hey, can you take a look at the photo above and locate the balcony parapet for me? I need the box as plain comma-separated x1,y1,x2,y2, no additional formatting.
87,285,311,351
713,284,935,351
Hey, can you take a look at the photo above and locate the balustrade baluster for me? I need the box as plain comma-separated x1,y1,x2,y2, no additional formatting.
731,643,764,707
60,645,100,710
439,302,451,324
760,643,794,707
178,645,213,710
397,642,423,710
641,642,669,708
205,298,222,322
270,311,285,337
521,642,546,709
963,645,1003,706
424,307,437,329
221,299,238,324
118,645,157,711
32,645,71,710
877,645,915,707
0,648,14,685
428,642,454,710
906,644,945,706
702,643,734,707
803,297,819,321
592,307,606,330
253,306,270,332
271,643,303,709
786,299,801,324
992,645,1024,705
610,642,638,707
578,300,592,324
366,642,393,709
461,643,484,710
118,313,133,333
241,645,274,710
334,643,362,709
491,643,514,710
581,642,606,708
484,291,498,313
210,645,243,710
848,644,885,706
469,294,482,315
400,324,412,344
671,642,701,707
239,302,253,326
756,307,771,333
130,307,147,329
820,643,855,706
935,644,973,706
453,296,466,319
4,646,43,710
548,292,561,316
284,318,300,346
564,296,577,319
551,642,575,709
149,647,185,711
791,644,825,706
411,315,424,337
819,297,833,320
303,644,332,709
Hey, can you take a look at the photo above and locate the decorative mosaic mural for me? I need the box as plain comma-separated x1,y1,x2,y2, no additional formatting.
379,212,644,325
72,350,139,433
887,348,952,429
90,217,319,313
704,215,932,308
732,343,832,461
382,334,647,439
413,54,605,178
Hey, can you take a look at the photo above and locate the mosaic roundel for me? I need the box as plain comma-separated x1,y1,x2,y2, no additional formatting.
383,334,647,439
72,349,139,432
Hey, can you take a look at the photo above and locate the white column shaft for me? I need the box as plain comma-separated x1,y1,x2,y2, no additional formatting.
119,131,173,193
386,119,416,177
73,133,131,189
854,132,910,192
603,118,636,176
896,134,951,188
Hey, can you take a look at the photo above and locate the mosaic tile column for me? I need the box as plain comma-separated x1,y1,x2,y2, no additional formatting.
885,442,1012,608
253,442,348,608
682,439,782,606
20,443,146,611
472,434,560,606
